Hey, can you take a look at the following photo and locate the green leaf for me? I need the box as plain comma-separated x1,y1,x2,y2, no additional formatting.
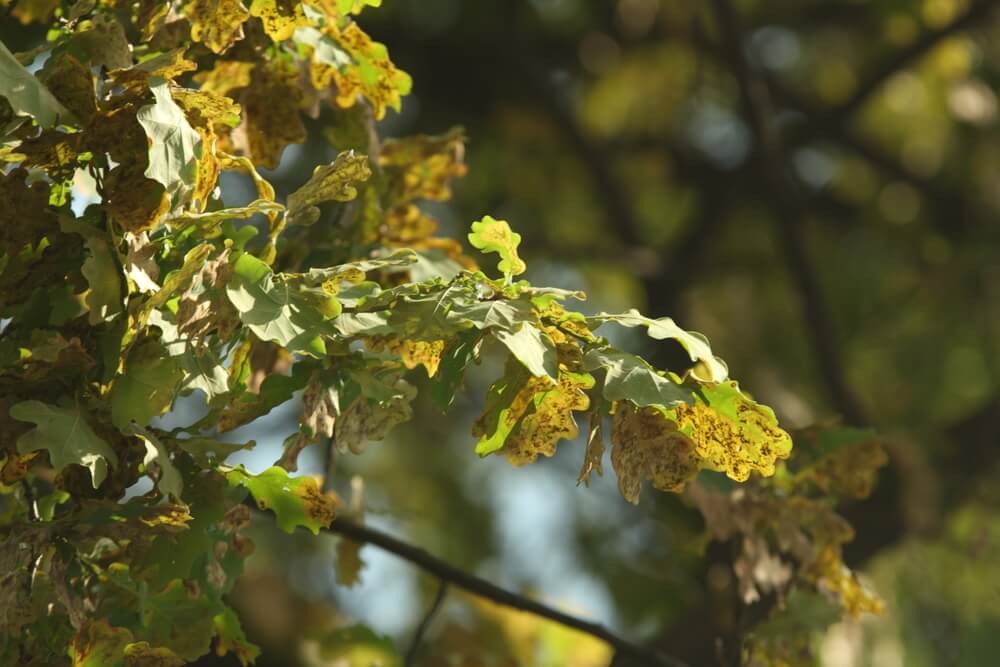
472,359,531,456
430,330,479,410
136,79,203,208
448,298,535,331
468,216,526,280
147,243,214,311
128,426,183,501
110,343,182,429
149,310,230,401
225,253,332,356
213,608,261,666
286,150,372,226
0,39,74,128
293,25,352,68
494,323,558,380
336,0,383,15
82,237,124,325
10,400,118,487
227,465,336,534
172,436,255,467
589,310,729,383
584,347,690,409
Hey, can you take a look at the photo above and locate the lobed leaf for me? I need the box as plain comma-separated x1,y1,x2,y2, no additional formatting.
11,400,118,487
227,465,336,534
468,216,527,280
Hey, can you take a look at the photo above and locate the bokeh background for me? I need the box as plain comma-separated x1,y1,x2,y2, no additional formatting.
8,0,1000,665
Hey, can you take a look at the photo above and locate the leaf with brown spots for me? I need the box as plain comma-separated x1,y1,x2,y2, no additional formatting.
286,150,372,226
183,0,250,54
381,128,467,203
367,336,445,377
249,0,306,41
667,381,792,483
610,402,700,503
227,465,336,534
335,377,416,454
328,23,412,120
504,370,593,466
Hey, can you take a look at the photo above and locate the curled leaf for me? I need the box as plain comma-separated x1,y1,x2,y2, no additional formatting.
610,402,700,503
286,150,372,226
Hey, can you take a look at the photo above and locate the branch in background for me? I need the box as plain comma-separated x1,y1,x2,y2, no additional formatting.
823,0,999,124
324,516,691,667
404,580,449,667
710,0,869,426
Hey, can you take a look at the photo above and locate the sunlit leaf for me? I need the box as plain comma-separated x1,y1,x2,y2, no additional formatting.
286,150,372,226
227,465,336,534
0,39,73,127
137,81,203,208
468,216,527,280
183,0,251,54
590,310,729,383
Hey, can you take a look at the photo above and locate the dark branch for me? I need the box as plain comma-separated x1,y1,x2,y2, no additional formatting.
710,0,869,425
826,0,999,123
405,579,448,667
325,517,690,667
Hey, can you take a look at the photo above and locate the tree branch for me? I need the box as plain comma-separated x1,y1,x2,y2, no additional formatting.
824,0,999,124
710,0,869,426
325,517,690,667
405,579,448,667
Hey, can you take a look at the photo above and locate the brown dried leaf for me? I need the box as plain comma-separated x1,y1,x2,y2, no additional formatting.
610,402,700,503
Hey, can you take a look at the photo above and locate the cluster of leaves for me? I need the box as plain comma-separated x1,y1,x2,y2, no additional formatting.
0,0,880,664
687,427,889,665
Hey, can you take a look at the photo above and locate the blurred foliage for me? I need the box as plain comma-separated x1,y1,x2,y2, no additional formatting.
2,0,1000,666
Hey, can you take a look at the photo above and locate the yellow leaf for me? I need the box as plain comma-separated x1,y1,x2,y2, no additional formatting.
249,0,307,41
183,0,250,54
336,537,365,587
504,370,593,466
329,23,412,120
367,336,445,377
380,128,467,202
668,381,792,483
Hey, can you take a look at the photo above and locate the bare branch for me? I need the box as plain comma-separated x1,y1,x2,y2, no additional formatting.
324,516,691,667
404,579,448,667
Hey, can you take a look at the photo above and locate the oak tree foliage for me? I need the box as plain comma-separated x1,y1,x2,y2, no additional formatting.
0,1,886,664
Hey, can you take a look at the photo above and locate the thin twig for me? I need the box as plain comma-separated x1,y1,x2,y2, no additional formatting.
404,579,449,667
326,517,690,667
